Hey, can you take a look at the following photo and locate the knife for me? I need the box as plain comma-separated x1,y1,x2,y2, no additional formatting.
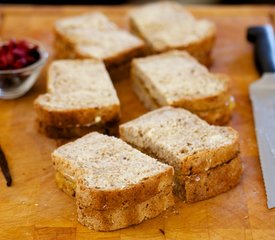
0,147,12,187
247,25,275,209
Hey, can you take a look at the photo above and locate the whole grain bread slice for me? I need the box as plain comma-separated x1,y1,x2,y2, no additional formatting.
54,12,145,68
128,1,216,65
131,50,233,124
52,132,174,210
119,107,242,201
34,60,120,129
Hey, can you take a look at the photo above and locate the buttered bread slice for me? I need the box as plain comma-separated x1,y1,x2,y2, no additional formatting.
131,50,234,125
120,107,242,202
55,12,144,68
52,132,174,231
34,59,120,138
129,1,216,65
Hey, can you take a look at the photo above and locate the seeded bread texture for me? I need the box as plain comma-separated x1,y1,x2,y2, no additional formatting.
131,50,232,124
54,12,145,68
128,2,216,65
34,60,120,138
119,107,241,202
52,132,174,209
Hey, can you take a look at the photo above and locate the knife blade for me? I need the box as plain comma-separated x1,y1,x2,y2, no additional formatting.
247,25,275,209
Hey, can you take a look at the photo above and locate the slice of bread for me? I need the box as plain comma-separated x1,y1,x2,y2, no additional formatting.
119,107,242,202
34,60,120,138
129,1,216,65
54,12,145,68
52,132,174,230
131,50,233,125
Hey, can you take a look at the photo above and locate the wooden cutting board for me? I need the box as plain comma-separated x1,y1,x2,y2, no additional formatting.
0,4,275,240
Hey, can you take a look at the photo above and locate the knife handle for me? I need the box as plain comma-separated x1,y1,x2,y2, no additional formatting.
247,25,275,74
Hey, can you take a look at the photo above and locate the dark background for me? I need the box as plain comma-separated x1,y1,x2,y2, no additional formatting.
0,0,274,4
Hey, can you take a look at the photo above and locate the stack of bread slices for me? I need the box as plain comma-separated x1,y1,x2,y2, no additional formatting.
129,1,216,66
120,107,242,203
52,132,174,231
131,50,234,125
34,59,120,138
54,12,145,68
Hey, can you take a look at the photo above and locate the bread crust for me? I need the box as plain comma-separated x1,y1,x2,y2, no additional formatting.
75,167,174,210
176,31,215,67
77,188,174,231
170,73,230,111
179,127,239,175
53,159,173,211
194,98,234,126
34,99,120,128
120,130,239,177
75,40,145,69
182,156,243,202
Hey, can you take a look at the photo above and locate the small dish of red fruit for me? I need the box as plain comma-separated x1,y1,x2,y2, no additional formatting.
0,38,48,99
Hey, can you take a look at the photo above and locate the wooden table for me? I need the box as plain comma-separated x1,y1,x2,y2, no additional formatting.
0,4,275,240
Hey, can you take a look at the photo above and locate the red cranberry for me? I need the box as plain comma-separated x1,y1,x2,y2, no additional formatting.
0,39,40,70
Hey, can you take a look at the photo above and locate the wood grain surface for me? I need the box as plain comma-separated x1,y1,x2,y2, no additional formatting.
0,4,275,240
